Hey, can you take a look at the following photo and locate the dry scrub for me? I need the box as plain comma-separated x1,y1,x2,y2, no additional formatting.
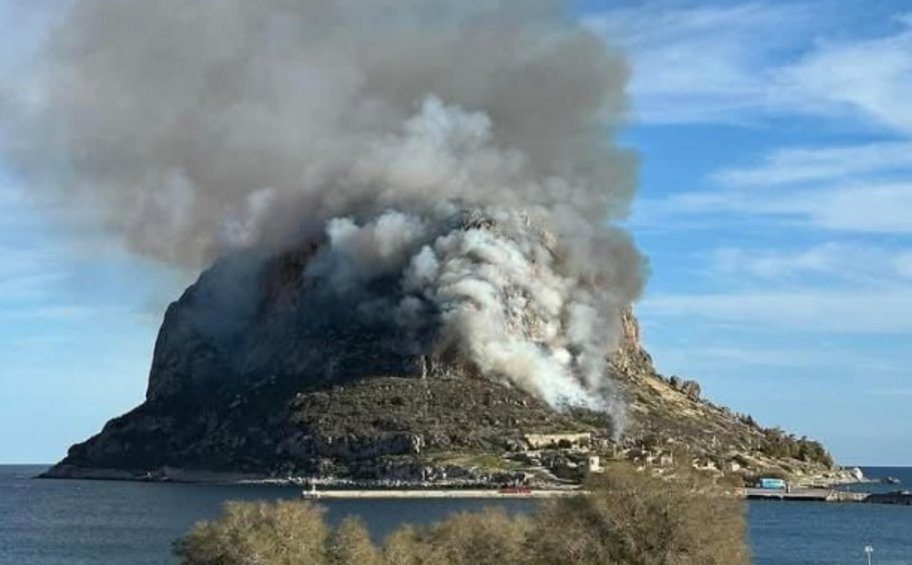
175,465,749,565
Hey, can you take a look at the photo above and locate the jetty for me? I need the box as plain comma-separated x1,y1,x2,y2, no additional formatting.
301,487,581,500
742,488,912,505
298,485,912,505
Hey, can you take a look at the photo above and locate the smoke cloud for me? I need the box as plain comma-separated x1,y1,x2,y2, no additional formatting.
1,1,645,425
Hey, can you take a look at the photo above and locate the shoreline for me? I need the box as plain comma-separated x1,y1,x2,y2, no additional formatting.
37,466,912,504
37,465,580,491
301,488,581,499
38,464,893,495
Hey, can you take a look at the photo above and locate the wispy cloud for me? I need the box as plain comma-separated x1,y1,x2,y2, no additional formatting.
640,182,912,234
709,243,855,281
589,2,912,131
1,304,99,322
711,142,912,187
775,14,912,135
612,4,912,237
586,2,809,124
647,342,902,373
592,1,912,463
670,345,845,369
641,288,912,333
0,242,70,300
4,334,73,351
796,183,912,233
0,271,69,300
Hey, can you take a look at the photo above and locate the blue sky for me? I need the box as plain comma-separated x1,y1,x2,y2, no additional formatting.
2,0,912,465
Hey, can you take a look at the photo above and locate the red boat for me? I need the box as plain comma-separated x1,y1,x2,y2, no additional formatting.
498,486,532,495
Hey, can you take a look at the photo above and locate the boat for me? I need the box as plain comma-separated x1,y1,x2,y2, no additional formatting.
498,486,532,495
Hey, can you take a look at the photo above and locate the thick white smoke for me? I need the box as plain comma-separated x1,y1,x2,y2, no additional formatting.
0,1,645,426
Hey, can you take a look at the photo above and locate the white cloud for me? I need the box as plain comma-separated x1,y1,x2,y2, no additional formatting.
1,304,99,321
586,2,808,124
708,242,912,287
775,15,912,135
673,345,839,368
802,183,912,233
670,239,912,337
0,243,69,300
0,271,69,300
709,244,845,280
606,4,912,240
643,182,912,234
588,2,912,132
640,288,912,333
711,142,912,187
5,334,72,351
648,342,897,372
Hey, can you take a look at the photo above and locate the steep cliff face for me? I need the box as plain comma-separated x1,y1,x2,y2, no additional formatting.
145,246,427,404
44,246,834,483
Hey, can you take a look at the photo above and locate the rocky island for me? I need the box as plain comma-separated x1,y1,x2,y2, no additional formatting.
23,0,846,490
43,227,842,488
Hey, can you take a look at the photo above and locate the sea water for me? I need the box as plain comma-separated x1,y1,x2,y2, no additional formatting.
1,465,910,564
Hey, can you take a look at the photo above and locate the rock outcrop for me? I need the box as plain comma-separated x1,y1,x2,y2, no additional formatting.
610,312,837,480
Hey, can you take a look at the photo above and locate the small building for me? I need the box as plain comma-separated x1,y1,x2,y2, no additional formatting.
523,432,591,451
586,455,603,474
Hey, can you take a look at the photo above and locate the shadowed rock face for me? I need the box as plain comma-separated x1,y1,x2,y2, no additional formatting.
145,247,430,403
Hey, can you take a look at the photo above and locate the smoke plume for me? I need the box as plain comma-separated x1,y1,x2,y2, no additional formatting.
1,1,645,423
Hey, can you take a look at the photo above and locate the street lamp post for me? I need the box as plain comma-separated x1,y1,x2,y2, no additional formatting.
864,545,874,565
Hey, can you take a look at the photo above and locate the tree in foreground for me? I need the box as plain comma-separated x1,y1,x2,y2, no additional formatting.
173,500,329,564
530,466,749,564
175,465,749,565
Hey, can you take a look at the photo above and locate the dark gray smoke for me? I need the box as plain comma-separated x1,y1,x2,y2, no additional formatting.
1,0,645,426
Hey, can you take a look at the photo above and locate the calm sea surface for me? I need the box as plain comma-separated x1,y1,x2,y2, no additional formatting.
1,465,910,564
